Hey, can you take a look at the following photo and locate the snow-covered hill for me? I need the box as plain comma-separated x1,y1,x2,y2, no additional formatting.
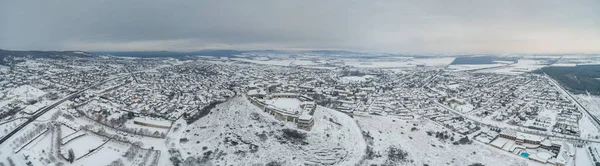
176,96,366,165
355,115,528,166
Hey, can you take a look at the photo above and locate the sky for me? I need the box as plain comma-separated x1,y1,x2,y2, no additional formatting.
1,0,599,54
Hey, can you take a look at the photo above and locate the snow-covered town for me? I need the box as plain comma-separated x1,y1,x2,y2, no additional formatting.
4,0,600,165
1,49,600,166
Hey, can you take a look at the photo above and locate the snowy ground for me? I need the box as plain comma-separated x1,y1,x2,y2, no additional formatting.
61,133,108,159
576,94,600,120
0,118,27,138
477,59,548,75
3,85,46,102
577,143,600,166
448,64,507,71
231,57,455,69
177,96,366,165
355,115,529,166
231,58,322,67
344,57,455,68
0,98,174,166
0,85,47,113
574,94,600,139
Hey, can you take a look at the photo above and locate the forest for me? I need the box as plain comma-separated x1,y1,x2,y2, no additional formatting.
539,65,600,95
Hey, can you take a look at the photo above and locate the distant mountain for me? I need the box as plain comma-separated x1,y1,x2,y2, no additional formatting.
306,50,363,55
0,49,95,58
1,49,453,61
93,49,389,58
0,49,96,66
93,50,247,58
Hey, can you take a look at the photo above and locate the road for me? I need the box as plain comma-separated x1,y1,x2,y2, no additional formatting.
0,75,126,145
418,69,443,88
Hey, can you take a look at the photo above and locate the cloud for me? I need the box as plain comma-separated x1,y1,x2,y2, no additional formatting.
1,0,599,53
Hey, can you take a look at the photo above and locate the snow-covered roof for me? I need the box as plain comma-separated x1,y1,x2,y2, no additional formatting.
301,101,315,105
133,117,172,126
516,132,545,142
540,139,552,147
271,92,298,96
299,114,313,121
247,89,266,96
490,137,509,148
500,130,517,137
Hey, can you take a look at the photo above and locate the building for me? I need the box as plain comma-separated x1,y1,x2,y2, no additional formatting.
499,130,517,140
246,91,316,131
133,118,172,129
247,89,267,99
297,114,314,131
552,143,574,166
269,93,299,99
492,130,573,166
516,133,545,145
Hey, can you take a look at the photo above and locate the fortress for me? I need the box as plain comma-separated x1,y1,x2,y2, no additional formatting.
247,91,315,131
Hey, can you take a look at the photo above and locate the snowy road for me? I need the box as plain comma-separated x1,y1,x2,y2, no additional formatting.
0,74,128,145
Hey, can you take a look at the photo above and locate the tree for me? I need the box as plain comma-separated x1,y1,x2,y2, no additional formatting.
127,112,135,119
7,157,14,166
98,128,106,135
62,114,74,121
67,149,75,163
143,128,151,135
108,158,125,166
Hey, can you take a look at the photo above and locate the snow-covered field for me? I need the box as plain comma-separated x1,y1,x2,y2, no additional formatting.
578,143,600,166
75,141,130,166
231,57,455,69
477,59,547,75
231,58,321,67
177,96,366,165
61,133,108,159
448,64,507,71
0,85,47,108
344,57,455,68
447,59,547,75
355,115,528,166
550,63,577,67
4,85,46,102
576,94,600,120
574,94,600,139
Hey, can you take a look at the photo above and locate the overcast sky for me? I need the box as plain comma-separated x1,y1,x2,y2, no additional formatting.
1,0,599,54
